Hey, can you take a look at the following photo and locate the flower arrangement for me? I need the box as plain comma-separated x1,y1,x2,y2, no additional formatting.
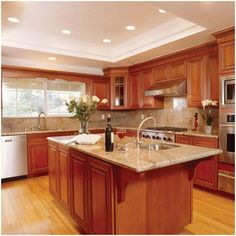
65,95,108,133
201,99,218,126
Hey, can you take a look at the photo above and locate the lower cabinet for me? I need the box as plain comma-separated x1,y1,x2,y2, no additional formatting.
48,140,70,210
27,131,77,176
70,149,114,234
175,135,218,190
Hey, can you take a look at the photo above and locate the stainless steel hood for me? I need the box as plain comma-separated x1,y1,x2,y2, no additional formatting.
145,78,187,97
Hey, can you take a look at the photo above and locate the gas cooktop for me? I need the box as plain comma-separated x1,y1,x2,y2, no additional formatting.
145,127,188,132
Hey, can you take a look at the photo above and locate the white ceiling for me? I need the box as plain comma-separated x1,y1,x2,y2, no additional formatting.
1,1,235,75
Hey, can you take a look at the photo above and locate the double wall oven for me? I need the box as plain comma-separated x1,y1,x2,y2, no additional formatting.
218,75,235,194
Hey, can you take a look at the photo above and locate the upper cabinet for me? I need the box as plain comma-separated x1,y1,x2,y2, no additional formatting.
103,67,130,110
92,78,110,110
169,60,186,79
153,61,186,81
187,56,206,107
130,72,141,109
154,64,169,81
214,27,235,75
187,51,219,107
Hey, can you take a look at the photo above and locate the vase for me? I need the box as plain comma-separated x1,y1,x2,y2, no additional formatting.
79,121,89,134
205,125,212,134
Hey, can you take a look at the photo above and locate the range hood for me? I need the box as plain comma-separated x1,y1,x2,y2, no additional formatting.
145,78,187,97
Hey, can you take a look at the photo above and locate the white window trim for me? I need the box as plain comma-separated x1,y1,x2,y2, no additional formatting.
2,78,85,118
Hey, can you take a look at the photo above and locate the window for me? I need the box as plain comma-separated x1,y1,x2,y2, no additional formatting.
2,78,86,117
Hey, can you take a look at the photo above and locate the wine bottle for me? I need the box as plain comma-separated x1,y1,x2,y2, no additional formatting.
105,114,114,152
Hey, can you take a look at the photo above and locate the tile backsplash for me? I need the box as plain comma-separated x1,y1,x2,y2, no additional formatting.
1,98,219,134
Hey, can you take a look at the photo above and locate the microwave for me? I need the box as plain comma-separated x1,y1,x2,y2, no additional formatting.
220,76,235,107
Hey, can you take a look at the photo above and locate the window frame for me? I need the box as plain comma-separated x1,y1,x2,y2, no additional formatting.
1,77,87,118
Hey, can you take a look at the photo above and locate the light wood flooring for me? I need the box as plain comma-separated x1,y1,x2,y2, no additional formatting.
1,175,235,235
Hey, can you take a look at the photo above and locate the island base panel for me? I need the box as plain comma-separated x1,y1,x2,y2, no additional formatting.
115,164,192,234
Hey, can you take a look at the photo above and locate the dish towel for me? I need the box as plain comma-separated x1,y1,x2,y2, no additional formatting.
65,134,101,145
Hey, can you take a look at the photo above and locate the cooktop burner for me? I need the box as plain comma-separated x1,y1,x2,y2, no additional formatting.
145,127,188,132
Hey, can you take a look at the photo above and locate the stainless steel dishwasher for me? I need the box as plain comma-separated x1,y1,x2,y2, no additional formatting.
1,135,28,179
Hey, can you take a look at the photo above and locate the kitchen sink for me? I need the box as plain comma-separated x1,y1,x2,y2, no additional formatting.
140,143,180,151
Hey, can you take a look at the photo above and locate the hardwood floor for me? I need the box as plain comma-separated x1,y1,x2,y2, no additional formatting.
1,176,79,235
1,175,235,235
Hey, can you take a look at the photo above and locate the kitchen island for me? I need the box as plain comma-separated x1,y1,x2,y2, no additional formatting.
47,135,222,234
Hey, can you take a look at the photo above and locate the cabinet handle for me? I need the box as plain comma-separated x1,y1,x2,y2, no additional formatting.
219,173,235,180
5,139,12,142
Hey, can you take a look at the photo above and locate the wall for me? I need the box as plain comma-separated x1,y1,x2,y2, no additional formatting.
1,97,219,134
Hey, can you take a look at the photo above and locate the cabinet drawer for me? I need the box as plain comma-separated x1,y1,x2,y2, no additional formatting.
175,135,193,145
193,137,218,148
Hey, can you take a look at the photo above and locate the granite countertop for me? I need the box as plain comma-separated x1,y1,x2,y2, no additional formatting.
48,135,222,173
2,127,218,139
116,126,219,138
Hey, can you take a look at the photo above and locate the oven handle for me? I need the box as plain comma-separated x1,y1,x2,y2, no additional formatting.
219,173,235,179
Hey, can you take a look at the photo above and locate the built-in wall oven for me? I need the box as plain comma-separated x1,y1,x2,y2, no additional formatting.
220,76,235,107
218,113,235,194
219,113,235,164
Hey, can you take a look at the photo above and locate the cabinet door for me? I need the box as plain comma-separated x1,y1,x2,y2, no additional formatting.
153,65,169,81
59,146,70,210
88,157,113,234
207,53,219,101
70,150,89,232
48,142,59,198
140,69,164,109
126,129,137,137
92,79,110,110
219,41,235,74
169,61,186,79
187,56,205,107
130,72,141,109
111,75,129,110
28,142,48,175
141,69,154,108
193,137,218,190
175,135,193,145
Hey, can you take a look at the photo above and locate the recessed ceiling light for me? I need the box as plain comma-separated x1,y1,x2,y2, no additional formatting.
61,29,71,35
7,17,20,23
126,25,136,31
158,9,167,14
48,57,56,61
103,39,111,43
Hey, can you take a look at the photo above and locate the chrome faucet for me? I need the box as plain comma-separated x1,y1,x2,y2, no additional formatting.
38,112,46,130
136,116,157,147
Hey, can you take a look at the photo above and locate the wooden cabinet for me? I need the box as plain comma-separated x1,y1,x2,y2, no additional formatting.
69,149,114,234
48,141,70,210
187,56,205,107
193,137,218,190
92,78,110,110
176,134,218,190
70,150,89,232
219,41,235,74
153,65,168,81
28,135,49,176
58,145,70,209
175,135,193,145
130,72,141,109
88,157,113,234
207,53,219,101
140,69,164,109
27,131,76,176
214,27,235,75
126,129,137,137
48,142,58,198
169,60,186,79
103,67,130,110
